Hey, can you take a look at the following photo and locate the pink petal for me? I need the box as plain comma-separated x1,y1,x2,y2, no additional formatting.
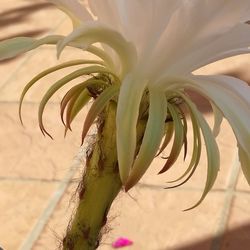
112,237,133,248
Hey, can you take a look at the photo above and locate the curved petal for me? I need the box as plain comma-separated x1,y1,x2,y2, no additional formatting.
57,22,137,77
65,89,91,132
157,121,174,156
125,88,167,190
116,74,147,184
0,35,62,61
188,75,250,153
81,84,119,143
89,0,123,32
168,23,250,73
180,94,220,210
166,97,202,186
38,65,109,137
149,1,250,76
239,146,250,185
161,74,250,191
86,45,116,71
19,59,104,123
158,103,185,174
48,0,92,27
60,79,105,128
211,102,223,137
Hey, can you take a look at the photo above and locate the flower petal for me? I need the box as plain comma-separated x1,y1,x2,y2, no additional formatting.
48,0,92,27
87,45,115,71
157,121,174,156
38,65,109,137
188,75,250,153
180,94,220,210
65,89,91,132
211,102,223,137
158,103,185,174
19,59,104,124
238,146,250,185
125,88,167,190
116,74,147,184
0,35,62,61
81,84,119,144
57,22,137,77
166,97,202,185
160,74,250,193
60,78,104,129
170,23,250,73
149,1,250,76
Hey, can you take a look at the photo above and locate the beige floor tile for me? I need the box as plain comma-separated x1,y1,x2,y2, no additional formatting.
0,1,64,41
33,185,225,250
236,171,250,192
33,182,81,250
0,57,27,89
221,195,250,250
97,189,225,250
0,181,55,250
0,102,86,180
53,16,73,36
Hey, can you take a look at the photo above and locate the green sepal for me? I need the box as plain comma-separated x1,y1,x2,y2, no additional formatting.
0,35,62,61
158,103,185,174
19,59,104,123
38,65,110,138
180,94,220,211
81,84,119,144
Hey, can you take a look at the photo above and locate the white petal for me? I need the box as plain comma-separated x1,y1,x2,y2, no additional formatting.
186,75,250,155
89,0,182,59
48,0,92,27
125,88,167,190
169,23,250,73
116,74,147,184
57,22,137,77
89,0,123,31
0,35,62,61
158,74,250,182
238,146,250,185
116,0,182,57
149,0,250,76
211,102,223,137
179,93,220,210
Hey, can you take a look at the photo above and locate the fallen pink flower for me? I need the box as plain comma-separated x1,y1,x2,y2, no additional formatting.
112,237,133,248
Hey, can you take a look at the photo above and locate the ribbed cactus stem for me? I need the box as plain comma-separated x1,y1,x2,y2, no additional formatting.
62,96,148,250
62,101,122,250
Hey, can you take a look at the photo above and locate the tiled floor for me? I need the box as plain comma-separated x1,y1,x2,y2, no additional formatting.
0,1,250,250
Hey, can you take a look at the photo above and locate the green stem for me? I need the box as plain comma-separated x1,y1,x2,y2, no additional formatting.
63,101,121,250
62,99,147,250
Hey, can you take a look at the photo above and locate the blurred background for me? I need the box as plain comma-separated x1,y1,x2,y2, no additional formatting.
0,1,250,249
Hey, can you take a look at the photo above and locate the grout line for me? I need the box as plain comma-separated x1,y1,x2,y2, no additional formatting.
0,175,249,195
1,175,249,196
210,150,240,250
0,101,61,105
18,147,85,250
0,176,80,183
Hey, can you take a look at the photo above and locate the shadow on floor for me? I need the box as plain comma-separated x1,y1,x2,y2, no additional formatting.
0,1,54,63
158,222,250,250
0,2,53,38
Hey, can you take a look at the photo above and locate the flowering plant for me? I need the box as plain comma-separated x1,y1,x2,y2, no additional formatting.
0,0,250,249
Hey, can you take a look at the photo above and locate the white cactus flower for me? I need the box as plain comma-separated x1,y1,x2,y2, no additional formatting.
0,0,250,209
